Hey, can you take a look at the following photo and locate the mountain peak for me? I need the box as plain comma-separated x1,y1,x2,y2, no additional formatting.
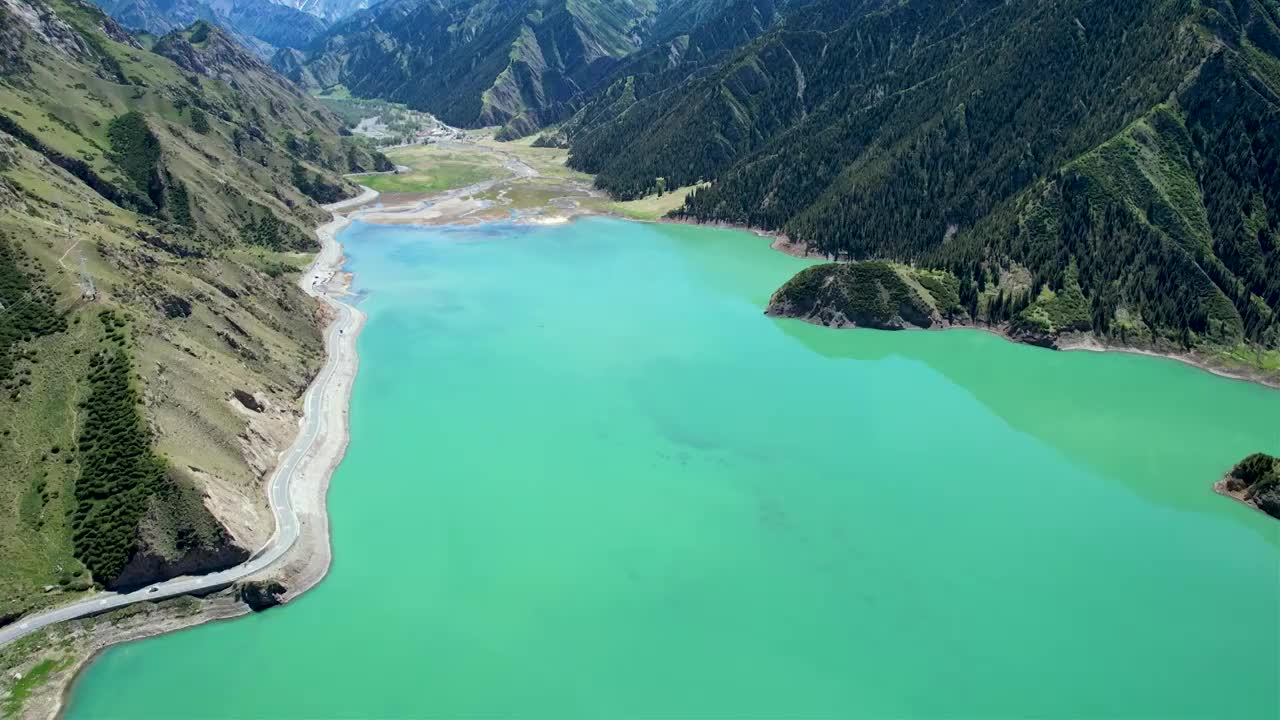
154,19,264,78
263,0,372,22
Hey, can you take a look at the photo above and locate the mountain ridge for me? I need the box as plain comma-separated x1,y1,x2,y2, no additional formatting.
92,0,330,57
276,0,761,137
265,0,370,22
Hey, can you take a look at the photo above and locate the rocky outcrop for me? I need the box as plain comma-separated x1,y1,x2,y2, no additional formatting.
1,0,92,64
158,294,192,318
766,262,939,330
136,230,207,259
152,20,266,82
1215,453,1280,520
154,21,292,88
232,388,265,412
1006,325,1059,349
1251,483,1280,518
0,134,16,172
110,538,248,592
107,486,251,592
235,580,287,611
0,3,27,75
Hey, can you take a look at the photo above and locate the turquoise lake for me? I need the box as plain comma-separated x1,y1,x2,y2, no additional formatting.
67,217,1279,718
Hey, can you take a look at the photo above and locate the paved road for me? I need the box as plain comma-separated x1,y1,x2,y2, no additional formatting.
0,190,376,649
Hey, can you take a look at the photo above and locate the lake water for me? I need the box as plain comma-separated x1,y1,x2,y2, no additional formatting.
67,218,1279,718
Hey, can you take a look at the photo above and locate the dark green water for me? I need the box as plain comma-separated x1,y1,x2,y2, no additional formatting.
68,218,1279,718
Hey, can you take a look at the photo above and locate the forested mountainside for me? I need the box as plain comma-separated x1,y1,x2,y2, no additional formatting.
276,0,766,137
534,0,793,148
0,0,387,622
562,0,1280,361
92,0,329,57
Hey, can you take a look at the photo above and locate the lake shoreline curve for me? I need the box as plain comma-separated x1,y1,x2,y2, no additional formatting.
3,187,378,720
647,214,1279,391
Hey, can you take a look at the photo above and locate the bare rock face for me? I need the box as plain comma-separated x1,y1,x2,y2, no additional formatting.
106,483,251,592
95,9,139,46
158,294,193,318
0,9,25,76
235,580,287,611
766,262,939,331
0,0,91,63
1216,453,1280,520
153,20,271,86
1007,325,1059,349
232,388,265,412
1252,483,1280,518
0,136,19,208
0,135,15,170
110,541,248,592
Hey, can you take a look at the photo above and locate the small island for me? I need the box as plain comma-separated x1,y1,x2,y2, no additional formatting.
1217,453,1280,519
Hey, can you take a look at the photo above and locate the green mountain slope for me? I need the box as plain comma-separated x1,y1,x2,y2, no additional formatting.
532,0,792,148
0,0,387,618
564,0,1280,362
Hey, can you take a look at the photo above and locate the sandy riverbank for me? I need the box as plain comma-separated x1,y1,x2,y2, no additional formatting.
0,189,377,720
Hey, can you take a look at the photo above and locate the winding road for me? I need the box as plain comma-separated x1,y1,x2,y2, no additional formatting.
0,188,378,649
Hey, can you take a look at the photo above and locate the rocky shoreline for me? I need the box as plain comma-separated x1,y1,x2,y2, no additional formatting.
1213,453,1280,520
758,239,1280,392
769,303,1280,391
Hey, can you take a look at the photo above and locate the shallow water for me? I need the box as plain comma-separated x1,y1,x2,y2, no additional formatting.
68,218,1279,719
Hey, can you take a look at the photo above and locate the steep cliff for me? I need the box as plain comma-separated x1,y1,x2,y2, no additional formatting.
1217,453,1280,519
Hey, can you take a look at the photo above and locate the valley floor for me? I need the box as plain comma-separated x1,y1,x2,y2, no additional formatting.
344,132,697,226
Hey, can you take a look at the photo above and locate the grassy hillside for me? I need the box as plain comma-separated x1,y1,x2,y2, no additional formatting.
0,0,387,620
